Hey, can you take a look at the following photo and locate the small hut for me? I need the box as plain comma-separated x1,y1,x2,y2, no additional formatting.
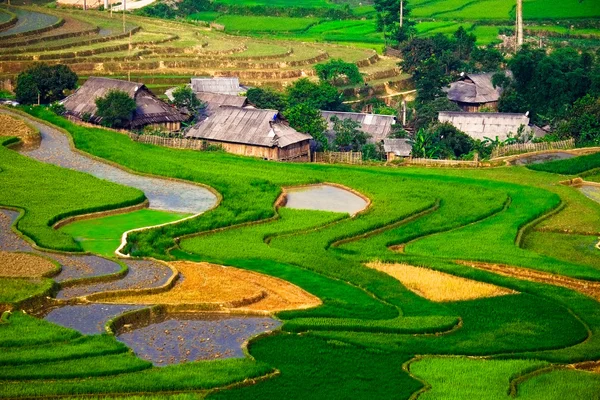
438,112,531,142
185,106,312,161
320,111,397,143
62,77,187,132
383,139,412,161
446,73,504,112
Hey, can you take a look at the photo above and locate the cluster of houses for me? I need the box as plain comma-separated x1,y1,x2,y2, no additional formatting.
60,72,541,162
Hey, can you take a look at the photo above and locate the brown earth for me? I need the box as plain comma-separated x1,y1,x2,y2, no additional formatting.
0,251,57,278
103,261,321,313
367,261,515,302
458,260,600,303
0,114,39,146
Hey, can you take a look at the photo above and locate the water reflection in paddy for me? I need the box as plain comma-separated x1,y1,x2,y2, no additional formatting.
580,185,600,204
511,152,575,165
44,304,144,335
117,314,282,366
284,184,368,215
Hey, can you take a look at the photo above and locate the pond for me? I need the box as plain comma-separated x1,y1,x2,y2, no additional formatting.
117,313,282,366
284,184,368,215
510,152,575,166
580,185,600,204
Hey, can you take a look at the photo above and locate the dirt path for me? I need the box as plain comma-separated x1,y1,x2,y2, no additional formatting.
457,260,600,303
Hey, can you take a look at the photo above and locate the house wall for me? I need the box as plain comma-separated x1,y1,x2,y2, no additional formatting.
143,122,181,132
202,140,310,161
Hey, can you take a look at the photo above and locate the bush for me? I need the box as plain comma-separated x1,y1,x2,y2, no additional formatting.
95,90,137,129
15,64,77,105
315,59,363,86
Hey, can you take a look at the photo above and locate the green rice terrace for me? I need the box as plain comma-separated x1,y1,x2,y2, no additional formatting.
1,96,600,398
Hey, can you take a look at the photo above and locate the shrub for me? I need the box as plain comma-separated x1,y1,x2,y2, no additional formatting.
15,64,77,105
95,90,137,129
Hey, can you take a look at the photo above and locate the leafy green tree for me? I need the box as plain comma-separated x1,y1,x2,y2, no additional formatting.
15,64,77,105
315,59,363,86
246,87,288,111
374,0,415,45
414,97,460,131
410,128,442,158
330,116,370,151
95,90,137,128
286,78,347,111
283,104,328,150
414,56,451,104
470,46,504,72
453,26,476,60
171,85,204,115
432,122,475,158
557,95,600,145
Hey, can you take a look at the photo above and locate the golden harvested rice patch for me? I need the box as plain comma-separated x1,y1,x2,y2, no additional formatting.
0,251,57,278
0,115,39,146
366,262,515,302
105,261,321,312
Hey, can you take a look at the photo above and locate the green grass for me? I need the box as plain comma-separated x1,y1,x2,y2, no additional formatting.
0,278,54,304
528,152,600,175
0,135,145,252
519,368,600,399
59,209,191,257
410,357,549,399
187,11,221,22
8,108,600,398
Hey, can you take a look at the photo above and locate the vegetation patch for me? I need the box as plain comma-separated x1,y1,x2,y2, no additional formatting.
0,114,39,147
103,261,322,312
366,261,515,302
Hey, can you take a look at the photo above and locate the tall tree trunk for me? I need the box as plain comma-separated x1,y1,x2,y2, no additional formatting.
400,1,404,28
516,0,524,49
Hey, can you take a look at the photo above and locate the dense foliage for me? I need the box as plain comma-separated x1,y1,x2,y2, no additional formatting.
15,64,77,105
95,90,137,129
315,58,363,86
170,85,204,116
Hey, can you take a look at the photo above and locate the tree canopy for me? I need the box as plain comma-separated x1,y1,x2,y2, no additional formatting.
15,64,77,105
286,78,347,111
95,90,137,129
171,85,204,116
283,104,328,150
315,59,363,86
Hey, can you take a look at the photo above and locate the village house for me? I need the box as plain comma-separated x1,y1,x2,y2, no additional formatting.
383,138,412,162
190,77,250,115
320,111,397,144
62,77,187,132
446,72,504,112
185,106,312,161
438,111,532,142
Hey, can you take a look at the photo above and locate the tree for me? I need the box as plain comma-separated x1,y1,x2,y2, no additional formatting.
246,87,287,111
330,116,370,151
95,90,137,128
286,78,346,111
414,97,460,131
470,46,505,72
453,26,476,60
557,95,600,145
414,56,450,104
283,104,328,150
373,0,415,45
315,59,363,86
432,122,475,158
171,85,204,115
15,64,77,105
410,128,442,158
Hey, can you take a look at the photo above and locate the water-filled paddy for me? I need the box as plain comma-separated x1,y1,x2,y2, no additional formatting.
580,185,600,204
284,184,368,215
511,152,575,165
17,116,217,214
117,314,282,366
44,304,145,335
0,209,121,282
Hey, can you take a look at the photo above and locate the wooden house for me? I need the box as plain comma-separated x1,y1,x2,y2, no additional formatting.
383,139,412,161
320,111,397,144
446,73,503,112
438,111,531,142
62,77,187,132
185,106,312,161
191,77,248,96
196,92,249,115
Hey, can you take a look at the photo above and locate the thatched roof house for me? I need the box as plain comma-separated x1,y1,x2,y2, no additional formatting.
383,139,412,161
185,106,312,161
446,73,504,112
321,111,397,143
197,92,249,115
191,77,247,96
438,111,531,142
62,77,187,131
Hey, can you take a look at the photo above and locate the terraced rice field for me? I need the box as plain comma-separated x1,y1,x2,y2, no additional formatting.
0,6,405,91
1,107,600,397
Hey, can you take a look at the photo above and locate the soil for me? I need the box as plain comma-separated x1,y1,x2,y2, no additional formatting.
103,261,322,313
0,251,56,278
367,261,515,302
458,261,600,303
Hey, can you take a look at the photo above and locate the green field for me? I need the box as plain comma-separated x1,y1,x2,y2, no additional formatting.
1,106,598,397
59,209,191,257
215,15,320,33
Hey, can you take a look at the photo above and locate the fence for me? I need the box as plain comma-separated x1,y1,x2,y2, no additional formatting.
313,151,363,165
407,158,479,168
491,139,575,159
128,133,207,150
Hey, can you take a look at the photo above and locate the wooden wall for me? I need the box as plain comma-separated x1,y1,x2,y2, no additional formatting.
204,140,310,161
457,101,499,112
